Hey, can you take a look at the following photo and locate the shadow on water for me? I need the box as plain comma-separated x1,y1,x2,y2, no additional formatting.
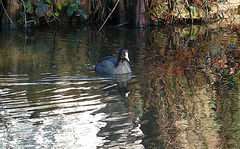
0,25,240,148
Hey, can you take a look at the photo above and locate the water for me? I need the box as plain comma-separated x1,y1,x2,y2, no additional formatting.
0,25,240,148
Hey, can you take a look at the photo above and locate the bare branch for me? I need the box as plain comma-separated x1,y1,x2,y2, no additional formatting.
98,0,120,32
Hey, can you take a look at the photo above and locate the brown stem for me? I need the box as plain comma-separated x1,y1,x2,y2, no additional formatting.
98,0,120,32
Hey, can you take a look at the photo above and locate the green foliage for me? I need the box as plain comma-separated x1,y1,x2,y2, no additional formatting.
45,0,51,4
26,0,32,8
66,0,87,18
61,3,68,6
57,4,62,10
33,1,49,17
31,16,38,21
33,1,43,7
19,0,88,27
55,12,59,17
67,6,74,17
189,6,196,12
26,0,33,14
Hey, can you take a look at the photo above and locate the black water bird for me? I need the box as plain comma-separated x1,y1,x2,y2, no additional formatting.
95,48,131,74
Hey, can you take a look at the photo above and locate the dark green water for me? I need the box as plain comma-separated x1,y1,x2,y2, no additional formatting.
0,26,240,148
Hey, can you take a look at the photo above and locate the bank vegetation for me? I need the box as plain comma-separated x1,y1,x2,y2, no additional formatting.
0,0,240,29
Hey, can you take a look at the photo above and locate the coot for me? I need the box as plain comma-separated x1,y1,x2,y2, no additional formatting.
95,48,131,74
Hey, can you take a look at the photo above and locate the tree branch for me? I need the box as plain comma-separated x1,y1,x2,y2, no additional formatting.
98,0,120,32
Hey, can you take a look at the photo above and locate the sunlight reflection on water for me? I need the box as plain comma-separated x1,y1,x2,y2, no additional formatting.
1,26,240,148
0,70,144,148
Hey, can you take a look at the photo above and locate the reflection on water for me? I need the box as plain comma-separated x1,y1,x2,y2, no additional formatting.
0,73,143,148
0,26,240,148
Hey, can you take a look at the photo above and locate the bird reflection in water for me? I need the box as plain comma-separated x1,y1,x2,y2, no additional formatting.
94,73,143,148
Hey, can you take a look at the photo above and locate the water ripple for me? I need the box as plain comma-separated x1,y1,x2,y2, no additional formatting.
0,73,142,148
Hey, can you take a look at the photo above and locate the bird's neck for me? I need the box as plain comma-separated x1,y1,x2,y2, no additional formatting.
116,59,125,67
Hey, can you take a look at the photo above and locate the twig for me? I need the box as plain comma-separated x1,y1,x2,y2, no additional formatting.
113,21,129,27
98,0,120,32
47,10,64,24
0,0,18,30
44,15,52,28
48,0,64,24
21,0,37,28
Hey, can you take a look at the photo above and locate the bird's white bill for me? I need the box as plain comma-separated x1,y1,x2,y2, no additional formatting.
125,52,130,61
